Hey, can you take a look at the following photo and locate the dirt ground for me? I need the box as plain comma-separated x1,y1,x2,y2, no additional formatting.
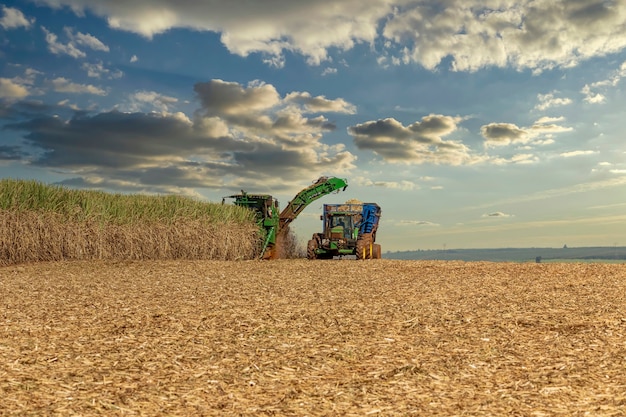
1,259,625,416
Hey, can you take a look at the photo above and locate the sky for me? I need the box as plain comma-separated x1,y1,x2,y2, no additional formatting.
2,0,626,252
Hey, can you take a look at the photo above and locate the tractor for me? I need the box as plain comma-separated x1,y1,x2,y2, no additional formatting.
307,202,381,260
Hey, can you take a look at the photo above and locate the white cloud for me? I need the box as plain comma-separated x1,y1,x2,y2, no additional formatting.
43,27,86,58
535,92,573,111
71,29,109,52
0,78,30,99
37,0,387,66
82,61,123,79
349,114,481,165
581,60,626,104
6,79,358,192
127,90,179,113
383,1,626,72
490,153,539,166
130,55,139,63
529,118,573,135
351,112,573,167
51,77,107,95
42,26,109,59
31,1,626,71
0,6,34,30
581,84,606,104
481,123,528,147
285,91,356,114
560,150,598,158
482,117,572,148
262,55,286,69
0,67,43,99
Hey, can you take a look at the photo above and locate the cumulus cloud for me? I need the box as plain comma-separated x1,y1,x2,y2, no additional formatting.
0,68,42,100
383,0,626,72
194,79,355,149
4,79,357,193
0,78,30,99
34,0,387,66
195,79,281,117
0,5,34,30
348,114,479,165
482,117,572,147
481,123,528,147
30,0,626,72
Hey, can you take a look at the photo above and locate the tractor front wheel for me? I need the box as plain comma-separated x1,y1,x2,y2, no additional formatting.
307,239,318,260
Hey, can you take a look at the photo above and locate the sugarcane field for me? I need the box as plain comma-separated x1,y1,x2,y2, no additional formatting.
9,2,626,414
1,179,626,416
2,259,626,416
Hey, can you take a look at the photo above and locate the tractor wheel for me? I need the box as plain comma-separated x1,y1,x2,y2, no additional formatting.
356,238,372,260
373,244,382,259
307,239,318,260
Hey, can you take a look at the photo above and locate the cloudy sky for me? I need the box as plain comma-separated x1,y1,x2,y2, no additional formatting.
2,0,626,251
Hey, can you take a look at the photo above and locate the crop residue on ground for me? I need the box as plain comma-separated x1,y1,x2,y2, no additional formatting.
2,259,625,416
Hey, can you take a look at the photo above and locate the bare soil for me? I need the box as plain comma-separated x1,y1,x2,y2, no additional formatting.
1,260,625,416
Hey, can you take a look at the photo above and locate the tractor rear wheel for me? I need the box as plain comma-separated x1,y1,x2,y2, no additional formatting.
356,238,372,260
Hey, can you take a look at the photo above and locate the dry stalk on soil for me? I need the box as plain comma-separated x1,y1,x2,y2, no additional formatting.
2,259,626,416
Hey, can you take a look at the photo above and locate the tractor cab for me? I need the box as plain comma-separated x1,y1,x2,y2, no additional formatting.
326,213,357,240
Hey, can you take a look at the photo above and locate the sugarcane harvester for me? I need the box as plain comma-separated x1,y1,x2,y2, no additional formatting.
223,176,348,259
307,202,382,260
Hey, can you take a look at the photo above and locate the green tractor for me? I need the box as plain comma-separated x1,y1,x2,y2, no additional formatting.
307,202,382,260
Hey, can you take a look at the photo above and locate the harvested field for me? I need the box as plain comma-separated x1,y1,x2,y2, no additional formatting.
2,260,626,416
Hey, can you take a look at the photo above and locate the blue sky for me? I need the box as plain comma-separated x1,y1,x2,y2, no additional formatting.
2,0,626,251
